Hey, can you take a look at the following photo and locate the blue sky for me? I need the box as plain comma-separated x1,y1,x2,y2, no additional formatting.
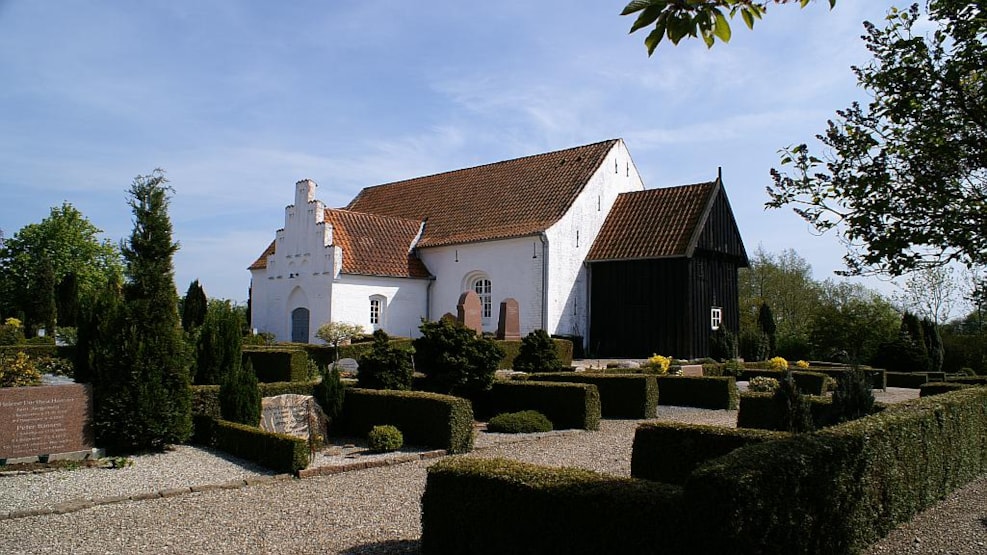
0,1,900,303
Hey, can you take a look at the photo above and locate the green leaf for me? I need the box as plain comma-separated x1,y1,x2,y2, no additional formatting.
644,23,666,55
712,9,732,43
620,0,657,17
629,4,665,33
741,9,755,30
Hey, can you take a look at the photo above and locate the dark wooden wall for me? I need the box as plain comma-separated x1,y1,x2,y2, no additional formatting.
589,255,741,359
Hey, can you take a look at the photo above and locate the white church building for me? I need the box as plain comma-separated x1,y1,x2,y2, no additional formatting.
248,138,747,357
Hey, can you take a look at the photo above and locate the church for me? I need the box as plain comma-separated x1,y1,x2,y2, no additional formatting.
248,139,748,358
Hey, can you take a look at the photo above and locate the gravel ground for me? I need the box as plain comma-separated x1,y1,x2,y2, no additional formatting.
1,396,983,554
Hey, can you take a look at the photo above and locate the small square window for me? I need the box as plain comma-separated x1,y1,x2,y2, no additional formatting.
711,307,723,331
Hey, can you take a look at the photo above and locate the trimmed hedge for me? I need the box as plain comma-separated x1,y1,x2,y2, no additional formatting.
656,376,738,410
532,372,658,419
947,376,987,386
192,380,319,420
421,457,684,555
687,388,987,554
919,381,974,397
740,369,829,396
337,388,474,453
241,349,309,382
0,344,75,360
631,422,788,485
886,371,929,388
486,381,600,430
813,367,887,391
194,416,309,474
736,392,836,430
496,338,574,370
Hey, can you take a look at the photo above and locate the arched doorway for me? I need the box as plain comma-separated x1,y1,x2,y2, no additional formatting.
291,307,310,343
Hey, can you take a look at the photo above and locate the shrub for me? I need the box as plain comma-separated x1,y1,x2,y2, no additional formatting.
795,360,810,369
357,329,414,390
488,381,600,430
767,356,789,371
219,359,261,426
748,376,779,393
338,388,474,453
367,424,404,452
644,354,672,374
0,351,42,387
315,321,364,363
313,363,345,424
533,373,658,419
487,410,553,433
241,331,276,346
830,367,875,423
511,329,566,373
723,358,744,378
414,318,504,396
0,318,26,346
772,370,814,433
709,326,737,361
193,299,244,385
656,376,739,410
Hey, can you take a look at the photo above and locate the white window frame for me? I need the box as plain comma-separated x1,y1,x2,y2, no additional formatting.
471,277,492,320
711,307,723,331
369,295,386,329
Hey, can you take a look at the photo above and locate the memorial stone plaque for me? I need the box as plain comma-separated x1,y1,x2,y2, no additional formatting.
333,358,359,375
260,394,328,441
0,383,94,460
457,290,483,335
496,298,521,340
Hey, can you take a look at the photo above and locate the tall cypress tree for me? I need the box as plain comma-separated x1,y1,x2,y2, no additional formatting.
56,272,79,328
195,299,243,385
92,170,191,452
921,317,944,373
757,302,778,358
181,279,207,332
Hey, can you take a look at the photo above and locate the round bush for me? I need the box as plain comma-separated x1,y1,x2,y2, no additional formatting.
367,425,403,453
748,376,779,393
486,410,553,434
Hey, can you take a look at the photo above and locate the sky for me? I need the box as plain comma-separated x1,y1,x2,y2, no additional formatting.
0,1,909,304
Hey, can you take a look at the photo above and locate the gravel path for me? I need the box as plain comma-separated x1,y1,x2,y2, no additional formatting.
1,400,983,554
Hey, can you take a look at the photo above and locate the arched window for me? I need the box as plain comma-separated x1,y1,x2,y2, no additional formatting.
472,277,492,320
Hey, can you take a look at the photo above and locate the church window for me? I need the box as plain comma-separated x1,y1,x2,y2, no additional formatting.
369,295,386,328
472,277,492,319
711,307,722,331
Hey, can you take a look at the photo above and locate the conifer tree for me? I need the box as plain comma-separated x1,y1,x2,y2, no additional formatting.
220,358,261,426
181,279,208,332
757,302,778,357
512,329,565,373
194,299,243,384
91,170,192,452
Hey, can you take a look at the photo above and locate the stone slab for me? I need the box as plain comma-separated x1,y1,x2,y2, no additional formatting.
496,298,521,340
0,383,94,460
457,290,483,335
681,365,704,377
260,394,328,442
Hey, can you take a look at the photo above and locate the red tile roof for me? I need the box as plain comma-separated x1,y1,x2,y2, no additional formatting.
247,211,431,279
324,209,430,279
346,139,620,247
586,181,717,261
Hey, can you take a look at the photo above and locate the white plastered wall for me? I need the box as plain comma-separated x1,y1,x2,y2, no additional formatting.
544,139,645,339
419,237,544,335
329,275,431,339
249,180,335,343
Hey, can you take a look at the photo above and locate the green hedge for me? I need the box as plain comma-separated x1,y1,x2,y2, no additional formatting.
631,422,788,485
919,381,974,397
191,380,319,420
813,367,887,391
886,371,930,388
531,372,658,419
687,388,987,554
655,376,738,410
193,416,309,474
736,392,837,430
0,344,75,360
947,376,987,386
421,457,684,555
740,369,829,396
241,349,309,382
495,338,573,370
337,388,474,453
487,381,600,430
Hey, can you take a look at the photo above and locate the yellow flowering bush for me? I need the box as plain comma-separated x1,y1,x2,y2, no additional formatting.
767,356,789,371
0,351,43,387
796,360,810,369
646,354,672,374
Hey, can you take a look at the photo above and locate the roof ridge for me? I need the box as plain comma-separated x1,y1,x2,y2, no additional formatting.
325,207,423,225
350,138,621,199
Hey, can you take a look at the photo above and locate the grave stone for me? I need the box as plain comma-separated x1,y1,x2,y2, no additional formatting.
0,383,94,461
457,290,483,335
496,298,521,340
334,358,360,375
260,394,328,442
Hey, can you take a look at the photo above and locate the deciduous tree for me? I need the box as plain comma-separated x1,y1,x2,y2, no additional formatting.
769,1,987,276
